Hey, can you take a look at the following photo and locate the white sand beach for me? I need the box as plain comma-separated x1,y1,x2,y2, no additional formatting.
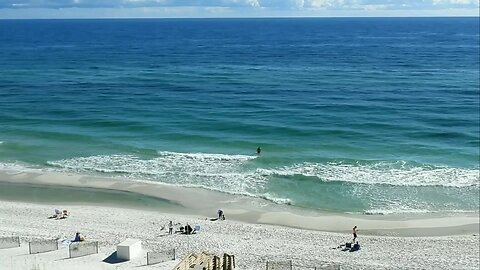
0,170,479,270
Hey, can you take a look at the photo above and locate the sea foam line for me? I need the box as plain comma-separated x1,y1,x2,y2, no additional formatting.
0,161,42,173
363,208,478,215
45,153,480,190
2,150,478,214
258,161,479,187
46,152,266,197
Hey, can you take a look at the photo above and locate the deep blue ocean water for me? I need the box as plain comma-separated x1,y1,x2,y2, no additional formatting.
0,17,478,214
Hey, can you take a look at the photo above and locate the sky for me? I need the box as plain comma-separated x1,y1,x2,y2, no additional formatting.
0,0,478,19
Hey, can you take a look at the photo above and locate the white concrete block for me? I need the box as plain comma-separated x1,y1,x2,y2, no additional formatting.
117,239,142,260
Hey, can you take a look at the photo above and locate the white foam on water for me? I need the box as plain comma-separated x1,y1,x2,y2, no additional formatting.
361,209,431,215
258,193,293,205
47,152,267,197
0,162,42,173
44,152,479,213
363,208,478,215
157,151,256,162
46,153,480,193
259,161,479,188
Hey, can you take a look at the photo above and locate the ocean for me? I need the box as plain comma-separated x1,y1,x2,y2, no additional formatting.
0,17,478,215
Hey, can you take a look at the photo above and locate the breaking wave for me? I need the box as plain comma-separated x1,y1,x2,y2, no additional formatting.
44,152,479,199
1,151,470,214
259,161,479,188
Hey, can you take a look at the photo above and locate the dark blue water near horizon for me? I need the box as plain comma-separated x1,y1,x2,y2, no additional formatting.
0,17,478,214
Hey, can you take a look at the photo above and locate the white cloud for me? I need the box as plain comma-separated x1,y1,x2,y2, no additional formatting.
1,0,479,9
295,0,305,8
220,0,261,7
433,0,479,4
309,0,344,8
355,4,388,11
246,0,261,7
11,3,29,7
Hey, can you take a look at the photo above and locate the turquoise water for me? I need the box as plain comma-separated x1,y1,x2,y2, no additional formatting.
0,18,478,214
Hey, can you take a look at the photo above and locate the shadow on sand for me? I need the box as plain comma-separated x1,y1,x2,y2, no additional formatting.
102,251,127,264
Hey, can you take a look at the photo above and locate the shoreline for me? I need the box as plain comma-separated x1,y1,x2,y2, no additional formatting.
0,169,478,237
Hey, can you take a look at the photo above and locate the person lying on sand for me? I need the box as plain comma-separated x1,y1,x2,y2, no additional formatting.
48,209,62,219
49,209,68,219
59,209,69,219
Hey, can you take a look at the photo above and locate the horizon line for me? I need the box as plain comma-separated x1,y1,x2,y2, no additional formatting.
1,15,479,20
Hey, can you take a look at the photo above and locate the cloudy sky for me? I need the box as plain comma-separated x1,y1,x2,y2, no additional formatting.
0,0,478,19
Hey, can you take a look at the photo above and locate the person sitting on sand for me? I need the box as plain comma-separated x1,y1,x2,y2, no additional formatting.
61,209,68,219
180,223,193,234
185,223,193,235
217,209,224,219
73,232,84,242
350,241,360,252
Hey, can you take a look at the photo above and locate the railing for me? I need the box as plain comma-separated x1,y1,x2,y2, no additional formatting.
173,251,221,270
0,236,20,249
266,260,293,270
313,262,341,269
147,248,176,265
28,239,58,254
69,241,99,258
222,253,235,270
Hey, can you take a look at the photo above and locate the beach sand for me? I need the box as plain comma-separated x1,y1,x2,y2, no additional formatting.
0,169,479,269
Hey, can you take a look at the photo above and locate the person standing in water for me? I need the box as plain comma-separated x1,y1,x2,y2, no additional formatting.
256,147,261,155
